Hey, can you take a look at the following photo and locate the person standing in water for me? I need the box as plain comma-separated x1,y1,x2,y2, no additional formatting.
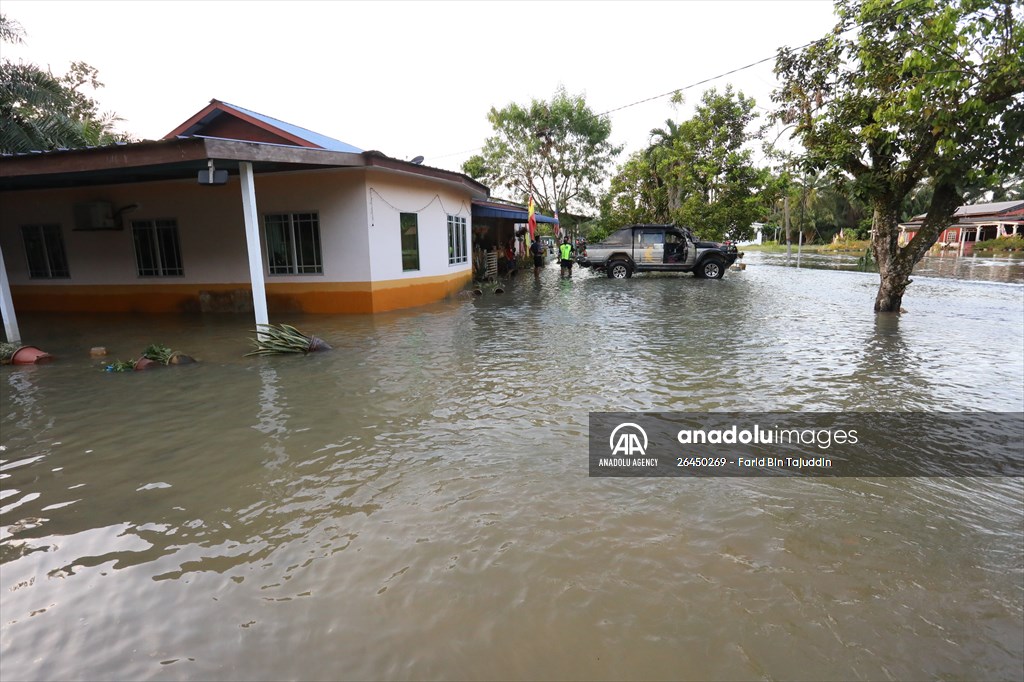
559,237,575,278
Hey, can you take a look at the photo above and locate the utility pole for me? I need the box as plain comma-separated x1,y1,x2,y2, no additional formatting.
797,218,804,267
784,194,792,262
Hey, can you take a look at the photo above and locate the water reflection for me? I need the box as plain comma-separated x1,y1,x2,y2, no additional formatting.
756,249,1024,284
255,365,288,467
1,261,1022,681
836,314,934,410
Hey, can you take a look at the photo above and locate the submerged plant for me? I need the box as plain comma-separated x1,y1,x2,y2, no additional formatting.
104,359,136,373
102,343,195,372
245,323,331,357
142,343,173,365
0,342,17,365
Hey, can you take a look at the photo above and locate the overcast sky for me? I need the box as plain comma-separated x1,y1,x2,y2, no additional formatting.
4,0,838,180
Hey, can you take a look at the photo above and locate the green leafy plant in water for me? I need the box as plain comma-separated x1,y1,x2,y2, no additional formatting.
104,359,136,373
142,343,173,365
245,323,331,357
0,342,17,365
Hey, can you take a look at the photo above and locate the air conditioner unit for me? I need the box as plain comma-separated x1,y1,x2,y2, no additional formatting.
73,201,119,231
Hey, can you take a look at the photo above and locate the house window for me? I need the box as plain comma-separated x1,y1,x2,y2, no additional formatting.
265,212,322,275
401,212,419,271
132,219,183,277
447,215,467,265
21,224,70,279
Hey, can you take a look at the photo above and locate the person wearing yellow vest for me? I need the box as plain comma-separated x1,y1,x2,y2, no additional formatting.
559,237,575,278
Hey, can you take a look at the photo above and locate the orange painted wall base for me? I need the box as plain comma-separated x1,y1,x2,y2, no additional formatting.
11,271,473,315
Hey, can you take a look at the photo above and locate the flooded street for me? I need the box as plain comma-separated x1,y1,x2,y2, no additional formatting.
2,254,1023,681
755,248,1024,284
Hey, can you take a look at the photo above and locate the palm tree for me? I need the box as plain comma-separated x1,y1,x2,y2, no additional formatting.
646,119,683,216
648,118,680,149
0,14,128,154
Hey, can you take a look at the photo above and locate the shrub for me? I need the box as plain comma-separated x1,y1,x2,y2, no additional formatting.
973,236,1024,252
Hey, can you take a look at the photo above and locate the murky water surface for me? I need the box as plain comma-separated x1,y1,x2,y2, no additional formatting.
757,248,1024,284
2,254,1022,681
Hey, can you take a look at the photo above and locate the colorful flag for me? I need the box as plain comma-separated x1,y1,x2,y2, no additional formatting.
553,210,560,239
528,195,537,240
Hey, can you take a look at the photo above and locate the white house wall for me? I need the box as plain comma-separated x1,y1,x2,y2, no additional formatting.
0,167,474,315
364,170,474,281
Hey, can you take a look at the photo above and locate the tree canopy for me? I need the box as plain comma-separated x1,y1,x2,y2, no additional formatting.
462,88,622,217
598,87,775,241
1,14,129,154
773,0,1023,311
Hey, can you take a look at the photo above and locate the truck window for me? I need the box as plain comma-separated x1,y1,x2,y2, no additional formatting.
640,231,665,245
603,229,632,245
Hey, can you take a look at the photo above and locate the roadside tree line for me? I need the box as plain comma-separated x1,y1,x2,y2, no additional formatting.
465,0,1022,312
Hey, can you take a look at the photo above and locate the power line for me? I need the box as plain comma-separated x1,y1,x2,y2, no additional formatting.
428,48,807,165
597,51,788,117
597,0,941,117
429,42,821,165
430,0,941,164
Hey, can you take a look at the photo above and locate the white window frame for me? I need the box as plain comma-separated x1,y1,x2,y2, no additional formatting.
132,219,183,277
447,215,468,265
264,212,323,275
21,224,70,279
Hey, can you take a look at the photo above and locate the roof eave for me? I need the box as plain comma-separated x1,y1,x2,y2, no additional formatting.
364,152,488,199
0,139,491,198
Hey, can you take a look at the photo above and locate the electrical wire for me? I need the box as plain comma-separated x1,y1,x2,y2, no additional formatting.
427,0,960,163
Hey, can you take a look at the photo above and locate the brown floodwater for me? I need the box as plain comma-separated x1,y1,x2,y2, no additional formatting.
2,255,1022,681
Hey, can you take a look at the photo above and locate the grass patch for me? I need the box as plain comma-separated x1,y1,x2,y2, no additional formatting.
742,241,828,253
821,239,872,253
973,236,1024,252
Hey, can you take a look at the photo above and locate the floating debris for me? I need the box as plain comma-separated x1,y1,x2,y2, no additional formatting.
246,324,331,357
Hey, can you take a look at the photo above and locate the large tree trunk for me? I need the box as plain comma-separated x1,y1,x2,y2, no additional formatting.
871,198,907,312
871,182,961,313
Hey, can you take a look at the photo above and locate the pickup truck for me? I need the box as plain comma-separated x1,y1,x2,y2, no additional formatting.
579,224,739,279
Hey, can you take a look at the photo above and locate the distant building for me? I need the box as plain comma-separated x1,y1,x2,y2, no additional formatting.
731,223,765,246
899,200,1024,248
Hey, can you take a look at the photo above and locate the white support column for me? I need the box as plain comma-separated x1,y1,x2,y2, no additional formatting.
240,162,269,329
0,241,21,345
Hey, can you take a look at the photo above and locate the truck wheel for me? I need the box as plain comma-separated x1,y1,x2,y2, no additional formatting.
608,261,632,279
698,259,725,279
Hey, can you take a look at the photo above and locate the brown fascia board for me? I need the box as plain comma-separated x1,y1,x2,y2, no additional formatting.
0,138,490,197
162,100,223,139
164,101,317,149
0,138,364,181
362,150,489,198
0,138,211,178
201,138,365,166
162,100,311,149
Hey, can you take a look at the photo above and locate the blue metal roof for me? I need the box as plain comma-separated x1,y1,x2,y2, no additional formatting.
219,101,363,153
472,200,558,223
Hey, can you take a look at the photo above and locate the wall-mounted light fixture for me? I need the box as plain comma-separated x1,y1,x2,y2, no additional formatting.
198,159,228,185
